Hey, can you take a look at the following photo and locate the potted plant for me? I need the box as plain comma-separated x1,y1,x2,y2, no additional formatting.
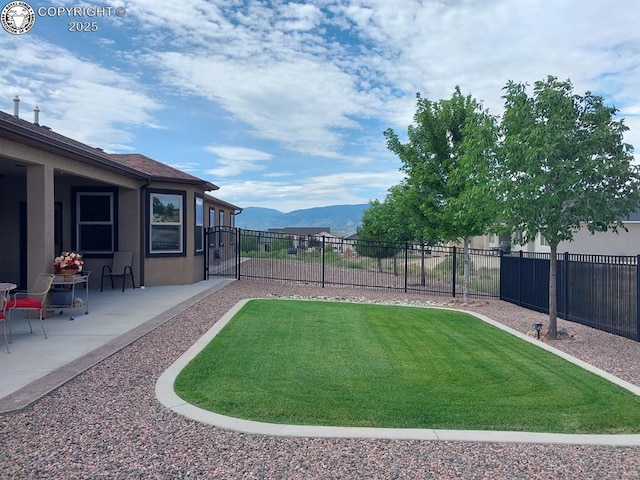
54,251,83,275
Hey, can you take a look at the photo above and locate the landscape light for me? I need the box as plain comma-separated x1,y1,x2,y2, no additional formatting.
533,322,543,339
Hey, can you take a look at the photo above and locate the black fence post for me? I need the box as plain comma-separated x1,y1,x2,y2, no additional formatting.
322,235,326,288
563,251,569,320
451,246,457,298
204,227,210,280
236,228,241,280
637,255,640,341
518,250,523,306
404,243,408,293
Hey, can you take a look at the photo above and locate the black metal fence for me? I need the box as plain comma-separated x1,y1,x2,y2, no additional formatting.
208,228,500,298
500,251,639,341
207,228,640,341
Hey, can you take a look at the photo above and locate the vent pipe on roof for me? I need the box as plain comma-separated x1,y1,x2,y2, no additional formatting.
13,95,19,117
33,105,40,125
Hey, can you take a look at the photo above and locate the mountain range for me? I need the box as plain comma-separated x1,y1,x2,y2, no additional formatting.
235,204,369,236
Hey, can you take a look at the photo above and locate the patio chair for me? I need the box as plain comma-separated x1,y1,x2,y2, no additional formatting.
100,251,135,292
6,273,55,339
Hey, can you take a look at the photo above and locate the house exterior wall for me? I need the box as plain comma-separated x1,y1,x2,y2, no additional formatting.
1,121,239,288
557,224,640,256
1,136,147,288
204,196,239,267
143,183,207,286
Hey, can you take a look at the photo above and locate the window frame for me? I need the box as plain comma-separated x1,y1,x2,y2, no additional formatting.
208,207,216,247
146,189,186,257
218,209,225,246
194,194,204,254
71,187,118,256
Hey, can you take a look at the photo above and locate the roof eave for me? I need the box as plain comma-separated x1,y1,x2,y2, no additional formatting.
0,121,149,181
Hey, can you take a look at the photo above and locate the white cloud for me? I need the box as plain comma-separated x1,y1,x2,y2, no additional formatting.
0,35,161,151
3,0,639,214
204,145,273,177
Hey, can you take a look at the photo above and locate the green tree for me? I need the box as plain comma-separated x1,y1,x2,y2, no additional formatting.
384,87,499,301
356,199,400,273
500,76,640,339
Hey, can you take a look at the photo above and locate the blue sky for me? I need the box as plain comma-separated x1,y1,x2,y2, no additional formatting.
1,0,639,212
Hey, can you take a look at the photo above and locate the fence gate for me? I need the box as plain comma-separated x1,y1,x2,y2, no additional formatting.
206,226,239,279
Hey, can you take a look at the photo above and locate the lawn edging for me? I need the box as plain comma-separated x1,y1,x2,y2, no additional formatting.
155,298,640,446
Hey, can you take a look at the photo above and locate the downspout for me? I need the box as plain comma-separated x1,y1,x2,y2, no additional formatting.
139,180,151,288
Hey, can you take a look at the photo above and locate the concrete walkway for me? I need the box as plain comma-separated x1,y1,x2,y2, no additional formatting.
0,277,234,413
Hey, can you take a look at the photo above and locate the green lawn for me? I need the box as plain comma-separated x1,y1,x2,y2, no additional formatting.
174,299,640,434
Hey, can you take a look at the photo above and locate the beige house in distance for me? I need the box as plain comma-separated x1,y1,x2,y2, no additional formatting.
473,210,640,256
0,100,240,289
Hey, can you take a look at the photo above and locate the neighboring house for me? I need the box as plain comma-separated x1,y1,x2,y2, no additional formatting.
0,101,240,289
475,209,640,256
557,210,640,256
471,231,550,254
267,227,336,250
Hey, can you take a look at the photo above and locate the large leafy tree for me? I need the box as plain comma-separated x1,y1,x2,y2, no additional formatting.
384,87,499,301
500,76,640,339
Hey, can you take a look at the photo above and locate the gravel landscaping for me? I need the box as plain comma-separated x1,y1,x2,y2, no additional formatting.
1,278,639,479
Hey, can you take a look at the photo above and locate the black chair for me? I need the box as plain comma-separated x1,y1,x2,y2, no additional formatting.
101,251,135,292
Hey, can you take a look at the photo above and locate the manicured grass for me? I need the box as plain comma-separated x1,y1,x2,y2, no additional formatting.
174,299,640,434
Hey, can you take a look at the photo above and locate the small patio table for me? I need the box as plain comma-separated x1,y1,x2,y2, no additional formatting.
50,273,90,320
0,283,17,294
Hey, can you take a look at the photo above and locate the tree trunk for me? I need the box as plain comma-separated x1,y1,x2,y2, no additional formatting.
463,237,470,304
377,257,383,273
548,242,558,340
393,254,398,276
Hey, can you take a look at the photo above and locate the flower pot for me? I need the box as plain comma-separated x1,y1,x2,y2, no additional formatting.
59,268,79,276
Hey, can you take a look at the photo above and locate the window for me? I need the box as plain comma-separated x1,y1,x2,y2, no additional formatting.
209,207,216,247
195,195,204,253
149,190,185,254
218,210,225,246
74,190,116,254
539,233,548,247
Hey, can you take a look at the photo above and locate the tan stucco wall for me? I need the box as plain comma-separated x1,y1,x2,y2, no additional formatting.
142,184,207,286
0,139,144,288
557,224,639,256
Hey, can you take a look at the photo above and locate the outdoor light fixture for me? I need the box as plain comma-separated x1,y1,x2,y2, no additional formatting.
533,322,543,339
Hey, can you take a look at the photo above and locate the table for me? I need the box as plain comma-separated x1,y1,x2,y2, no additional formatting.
50,273,90,320
0,282,17,293
0,282,17,307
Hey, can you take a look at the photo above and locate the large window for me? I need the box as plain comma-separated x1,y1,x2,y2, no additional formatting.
149,190,185,254
195,195,204,253
74,190,116,254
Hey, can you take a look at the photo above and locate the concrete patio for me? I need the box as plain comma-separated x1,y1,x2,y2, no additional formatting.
0,277,234,413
